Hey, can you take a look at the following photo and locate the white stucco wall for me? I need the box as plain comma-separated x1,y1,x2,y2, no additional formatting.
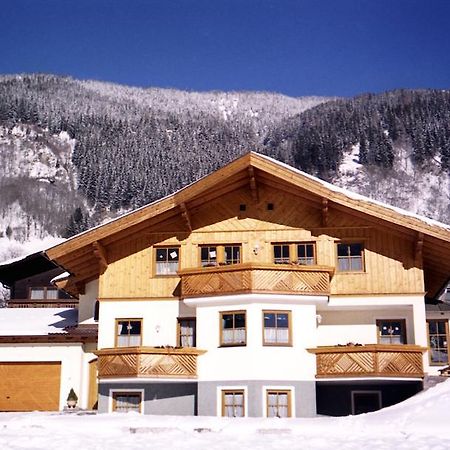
78,279,99,323
194,298,318,382
98,299,195,349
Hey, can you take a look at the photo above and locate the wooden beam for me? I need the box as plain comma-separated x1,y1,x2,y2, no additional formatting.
179,202,192,232
322,198,329,227
93,241,108,274
248,167,259,202
415,232,424,265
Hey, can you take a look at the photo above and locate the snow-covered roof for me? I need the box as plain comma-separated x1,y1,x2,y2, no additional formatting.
256,152,450,231
0,308,77,336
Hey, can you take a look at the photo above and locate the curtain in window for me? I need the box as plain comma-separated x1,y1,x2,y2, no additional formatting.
264,328,289,344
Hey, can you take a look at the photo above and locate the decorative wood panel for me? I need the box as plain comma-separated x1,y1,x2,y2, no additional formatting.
179,263,333,298
308,345,426,378
96,347,206,379
0,362,61,411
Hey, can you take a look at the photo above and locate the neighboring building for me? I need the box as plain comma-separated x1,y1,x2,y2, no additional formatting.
2,152,450,416
0,252,97,411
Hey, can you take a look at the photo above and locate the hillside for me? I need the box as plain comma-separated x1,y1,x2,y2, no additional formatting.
0,75,449,266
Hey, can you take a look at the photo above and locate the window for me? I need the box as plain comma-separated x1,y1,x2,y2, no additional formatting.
29,287,59,300
178,318,196,347
266,390,291,418
377,319,406,344
220,311,246,346
263,311,291,345
337,243,364,271
297,243,315,265
112,392,142,413
225,245,241,265
273,244,290,264
273,243,316,265
428,320,449,365
200,245,241,266
222,390,245,417
155,247,179,275
116,319,142,347
201,246,217,266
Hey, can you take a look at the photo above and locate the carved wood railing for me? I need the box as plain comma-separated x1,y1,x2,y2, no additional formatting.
308,344,426,378
95,347,206,379
178,263,334,298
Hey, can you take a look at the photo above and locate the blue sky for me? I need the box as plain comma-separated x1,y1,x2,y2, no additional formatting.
2,0,450,97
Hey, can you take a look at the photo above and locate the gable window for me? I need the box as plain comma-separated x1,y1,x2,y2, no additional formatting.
220,311,246,346
225,245,241,265
297,243,315,265
337,243,364,271
222,390,245,417
200,245,241,267
427,320,449,365
112,392,142,413
178,318,196,347
273,243,316,265
201,246,217,266
273,244,290,264
155,247,179,275
263,311,291,345
266,390,291,418
377,319,406,344
116,319,142,347
29,287,59,300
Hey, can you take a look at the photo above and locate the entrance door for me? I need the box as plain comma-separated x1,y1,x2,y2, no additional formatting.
351,391,382,415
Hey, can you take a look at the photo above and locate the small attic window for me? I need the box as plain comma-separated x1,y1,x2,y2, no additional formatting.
239,204,247,211
267,203,274,211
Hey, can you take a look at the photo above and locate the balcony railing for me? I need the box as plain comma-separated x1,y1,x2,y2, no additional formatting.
6,299,78,308
95,347,206,379
178,263,334,298
308,344,426,379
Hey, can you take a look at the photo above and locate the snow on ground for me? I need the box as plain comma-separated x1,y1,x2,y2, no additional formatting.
2,380,450,450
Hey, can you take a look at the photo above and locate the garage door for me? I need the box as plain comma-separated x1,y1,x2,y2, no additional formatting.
0,362,61,411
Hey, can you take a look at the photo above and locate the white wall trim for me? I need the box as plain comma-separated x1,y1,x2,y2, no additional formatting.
185,293,328,308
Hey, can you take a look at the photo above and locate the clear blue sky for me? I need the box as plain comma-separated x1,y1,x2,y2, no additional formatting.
2,0,450,97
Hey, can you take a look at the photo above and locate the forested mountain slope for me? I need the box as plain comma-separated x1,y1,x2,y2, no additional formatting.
0,74,449,258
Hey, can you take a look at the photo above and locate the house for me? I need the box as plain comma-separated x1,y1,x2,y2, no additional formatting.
0,252,97,411
2,152,450,416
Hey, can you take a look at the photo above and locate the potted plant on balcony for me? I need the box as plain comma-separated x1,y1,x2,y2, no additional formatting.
66,388,78,409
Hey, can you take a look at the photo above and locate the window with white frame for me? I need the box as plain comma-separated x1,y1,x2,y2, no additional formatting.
29,287,59,299
266,390,291,418
222,390,245,417
112,391,142,412
377,319,406,344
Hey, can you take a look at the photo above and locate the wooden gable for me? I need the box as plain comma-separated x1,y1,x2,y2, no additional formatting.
46,152,450,299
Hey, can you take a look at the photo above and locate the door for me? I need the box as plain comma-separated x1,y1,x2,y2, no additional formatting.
0,362,61,411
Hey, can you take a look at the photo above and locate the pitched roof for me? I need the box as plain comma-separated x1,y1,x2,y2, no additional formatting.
45,152,450,298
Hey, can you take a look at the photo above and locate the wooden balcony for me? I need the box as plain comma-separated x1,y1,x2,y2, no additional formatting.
95,347,206,379
308,344,427,379
178,263,334,298
6,299,78,308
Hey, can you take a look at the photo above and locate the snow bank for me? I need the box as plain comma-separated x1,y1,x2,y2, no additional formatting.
1,380,450,449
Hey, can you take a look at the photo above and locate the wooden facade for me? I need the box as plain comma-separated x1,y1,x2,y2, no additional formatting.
96,347,206,379
308,345,426,378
